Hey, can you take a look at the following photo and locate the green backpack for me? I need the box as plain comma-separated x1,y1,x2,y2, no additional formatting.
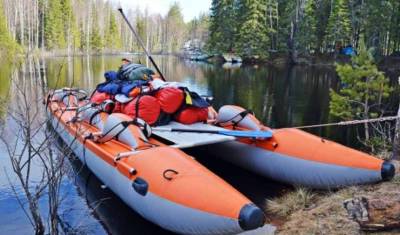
118,63,155,81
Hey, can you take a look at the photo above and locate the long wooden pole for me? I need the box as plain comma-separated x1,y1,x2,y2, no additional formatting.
118,8,166,81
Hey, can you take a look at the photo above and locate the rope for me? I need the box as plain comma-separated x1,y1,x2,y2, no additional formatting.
291,115,400,129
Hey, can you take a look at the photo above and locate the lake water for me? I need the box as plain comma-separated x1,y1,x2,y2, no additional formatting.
0,55,398,234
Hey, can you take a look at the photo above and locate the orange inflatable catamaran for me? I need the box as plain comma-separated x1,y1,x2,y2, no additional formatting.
46,89,265,235
47,87,395,234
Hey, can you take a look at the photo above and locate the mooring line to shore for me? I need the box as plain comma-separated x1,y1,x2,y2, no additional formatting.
291,115,400,129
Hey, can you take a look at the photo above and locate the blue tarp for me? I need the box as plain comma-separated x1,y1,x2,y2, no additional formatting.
341,46,356,56
96,79,149,96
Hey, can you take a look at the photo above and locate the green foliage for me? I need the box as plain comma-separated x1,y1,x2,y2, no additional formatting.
135,14,146,51
206,0,237,53
0,0,19,61
90,8,103,52
234,0,270,58
60,0,80,49
45,0,66,49
166,2,185,53
324,0,352,49
187,13,209,45
298,0,318,52
275,0,296,51
104,11,122,50
79,23,86,51
265,0,278,50
329,42,392,120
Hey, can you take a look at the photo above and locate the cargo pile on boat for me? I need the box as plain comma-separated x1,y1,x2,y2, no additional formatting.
90,60,212,126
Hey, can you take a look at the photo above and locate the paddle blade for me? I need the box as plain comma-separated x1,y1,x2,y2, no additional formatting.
218,130,273,139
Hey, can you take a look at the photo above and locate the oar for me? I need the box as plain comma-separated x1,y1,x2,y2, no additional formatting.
118,8,166,82
152,127,273,139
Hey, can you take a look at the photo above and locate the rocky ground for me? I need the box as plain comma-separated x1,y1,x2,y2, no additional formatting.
265,161,400,235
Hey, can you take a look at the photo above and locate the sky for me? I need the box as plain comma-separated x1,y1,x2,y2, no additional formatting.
116,0,212,22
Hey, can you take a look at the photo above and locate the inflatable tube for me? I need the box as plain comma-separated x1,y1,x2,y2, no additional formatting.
212,105,395,189
98,113,147,149
47,93,266,234
217,105,262,131
79,106,108,131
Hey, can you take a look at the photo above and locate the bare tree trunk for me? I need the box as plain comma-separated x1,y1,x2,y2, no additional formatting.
19,0,25,47
288,1,299,64
86,1,91,55
392,77,400,160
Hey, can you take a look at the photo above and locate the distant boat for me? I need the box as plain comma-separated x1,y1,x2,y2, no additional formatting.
222,62,242,69
189,54,212,61
223,54,242,63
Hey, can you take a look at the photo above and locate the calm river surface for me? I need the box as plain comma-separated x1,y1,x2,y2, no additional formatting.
0,55,398,234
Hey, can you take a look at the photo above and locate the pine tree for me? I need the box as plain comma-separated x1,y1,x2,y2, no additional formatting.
104,10,122,50
79,23,86,51
44,0,65,49
298,0,318,53
206,0,237,53
60,0,78,51
361,1,392,55
90,7,103,53
166,3,185,53
0,0,19,61
234,0,269,58
266,0,279,50
324,0,352,51
329,41,392,146
135,14,146,52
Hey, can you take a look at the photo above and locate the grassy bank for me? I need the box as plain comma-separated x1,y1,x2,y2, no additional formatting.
265,161,400,234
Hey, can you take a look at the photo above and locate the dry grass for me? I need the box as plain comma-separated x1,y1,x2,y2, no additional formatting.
376,150,392,160
266,187,317,217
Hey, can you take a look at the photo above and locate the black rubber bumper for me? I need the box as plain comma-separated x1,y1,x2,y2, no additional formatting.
381,161,395,181
238,203,265,231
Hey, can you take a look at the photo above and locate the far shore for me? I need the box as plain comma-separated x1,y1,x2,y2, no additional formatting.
17,50,400,70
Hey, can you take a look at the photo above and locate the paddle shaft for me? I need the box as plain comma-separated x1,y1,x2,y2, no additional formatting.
155,127,222,134
118,8,166,82
153,127,273,138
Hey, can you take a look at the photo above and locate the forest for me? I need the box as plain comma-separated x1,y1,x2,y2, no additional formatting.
207,0,400,62
0,0,207,58
1,0,400,62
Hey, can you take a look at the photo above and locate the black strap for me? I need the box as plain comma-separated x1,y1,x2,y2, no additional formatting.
134,93,143,119
100,119,137,143
89,110,105,125
217,109,254,128
231,110,253,126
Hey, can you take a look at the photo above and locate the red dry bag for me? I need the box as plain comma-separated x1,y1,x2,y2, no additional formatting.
175,107,208,125
122,95,160,125
155,87,184,114
90,91,111,104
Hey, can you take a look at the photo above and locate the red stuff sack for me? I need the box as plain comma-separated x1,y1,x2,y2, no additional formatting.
175,107,208,124
113,102,123,113
155,87,184,114
122,95,161,125
90,91,111,104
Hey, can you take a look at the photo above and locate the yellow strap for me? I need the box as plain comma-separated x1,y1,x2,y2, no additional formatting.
185,91,192,105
